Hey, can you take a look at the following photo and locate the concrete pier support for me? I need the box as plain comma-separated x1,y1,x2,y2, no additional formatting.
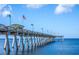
42,38,46,46
4,32,10,53
43,38,46,45
32,36,35,49
46,38,48,44
40,37,43,46
35,37,38,47
20,35,24,50
14,33,18,50
39,38,41,46
50,38,53,42
40,38,43,46
33,37,36,48
27,32,30,51
27,37,30,50
36,37,38,47
45,38,47,44
12,36,15,48
62,36,64,41
37,37,40,47
35,37,37,47
33,35,36,49
40,38,42,46
29,36,32,50
36,37,39,47
30,36,33,50
47,38,50,43
12,33,18,50
18,37,20,48
42,37,45,46
4,33,8,50
26,37,29,50
23,36,26,48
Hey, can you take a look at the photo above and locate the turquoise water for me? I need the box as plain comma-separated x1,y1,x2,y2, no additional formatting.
0,38,79,55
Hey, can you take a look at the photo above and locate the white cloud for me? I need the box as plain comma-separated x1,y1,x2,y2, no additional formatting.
0,4,7,10
0,4,7,15
2,10,11,17
26,4,46,9
0,4,12,17
55,4,75,14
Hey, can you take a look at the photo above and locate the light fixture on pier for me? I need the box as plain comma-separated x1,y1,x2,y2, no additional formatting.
41,28,43,33
31,24,34,31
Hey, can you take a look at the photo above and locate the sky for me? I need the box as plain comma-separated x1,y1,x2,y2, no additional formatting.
0,4,79,38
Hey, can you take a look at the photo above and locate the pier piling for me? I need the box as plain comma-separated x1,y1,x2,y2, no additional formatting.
4,32,10,53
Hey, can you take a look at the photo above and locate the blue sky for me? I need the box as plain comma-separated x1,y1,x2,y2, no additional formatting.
0,4,79,38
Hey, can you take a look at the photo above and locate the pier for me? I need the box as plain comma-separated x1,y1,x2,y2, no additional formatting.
0,24,64,54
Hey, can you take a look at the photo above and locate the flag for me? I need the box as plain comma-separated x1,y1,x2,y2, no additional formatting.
22,15,26,20
31,24,34,26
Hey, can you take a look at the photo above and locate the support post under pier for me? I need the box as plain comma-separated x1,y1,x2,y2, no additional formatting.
12,33,18,50
18,37,20,48
4,32,10,54
20,35,24,50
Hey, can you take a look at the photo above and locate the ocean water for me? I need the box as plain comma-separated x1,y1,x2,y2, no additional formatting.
0,38,79,55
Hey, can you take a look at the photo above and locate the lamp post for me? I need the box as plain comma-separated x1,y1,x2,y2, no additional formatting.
8,14,11,27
